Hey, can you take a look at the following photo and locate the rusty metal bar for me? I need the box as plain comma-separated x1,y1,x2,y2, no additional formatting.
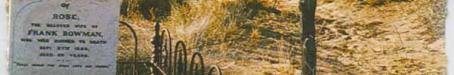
208,65,222,75
190,52,205,75
119,21,139,75
152,21,163,75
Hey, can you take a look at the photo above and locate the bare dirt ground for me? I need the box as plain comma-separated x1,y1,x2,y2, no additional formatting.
314,0,447,74
118,0,447,74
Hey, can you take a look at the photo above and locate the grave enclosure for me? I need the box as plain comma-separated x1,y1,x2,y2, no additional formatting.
7,0,316,75
117,21,223,75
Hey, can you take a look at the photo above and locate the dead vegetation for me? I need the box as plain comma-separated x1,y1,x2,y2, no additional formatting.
117,0,447,74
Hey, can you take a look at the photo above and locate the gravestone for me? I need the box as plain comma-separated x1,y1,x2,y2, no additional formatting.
1,0,10,75
9,0,121,75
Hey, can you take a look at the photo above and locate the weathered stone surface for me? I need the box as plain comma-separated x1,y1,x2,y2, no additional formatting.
1,0,10,75
9,0,120,75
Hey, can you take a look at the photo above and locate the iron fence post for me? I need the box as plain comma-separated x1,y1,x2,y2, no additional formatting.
300,0,317,75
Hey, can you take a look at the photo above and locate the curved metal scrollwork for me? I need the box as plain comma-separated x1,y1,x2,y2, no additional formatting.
161,29,173,75
174,41,189,75
119,21,139,62
208,65,222,75
149,22,223,75
118,21,223,75
118,21,141,75
189,52,205,75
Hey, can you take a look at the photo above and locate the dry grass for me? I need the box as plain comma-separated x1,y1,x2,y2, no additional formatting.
117,0,447,75
316,0,447,74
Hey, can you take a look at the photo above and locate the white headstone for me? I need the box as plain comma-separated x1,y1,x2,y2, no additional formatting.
1,0,10,75
447,0,454,74
9,0,120,75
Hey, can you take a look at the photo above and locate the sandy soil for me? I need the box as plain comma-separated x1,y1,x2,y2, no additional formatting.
118,0,447,74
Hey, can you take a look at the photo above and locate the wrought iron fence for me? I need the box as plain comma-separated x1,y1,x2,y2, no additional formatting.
117,62,152,75
117,21,223,75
